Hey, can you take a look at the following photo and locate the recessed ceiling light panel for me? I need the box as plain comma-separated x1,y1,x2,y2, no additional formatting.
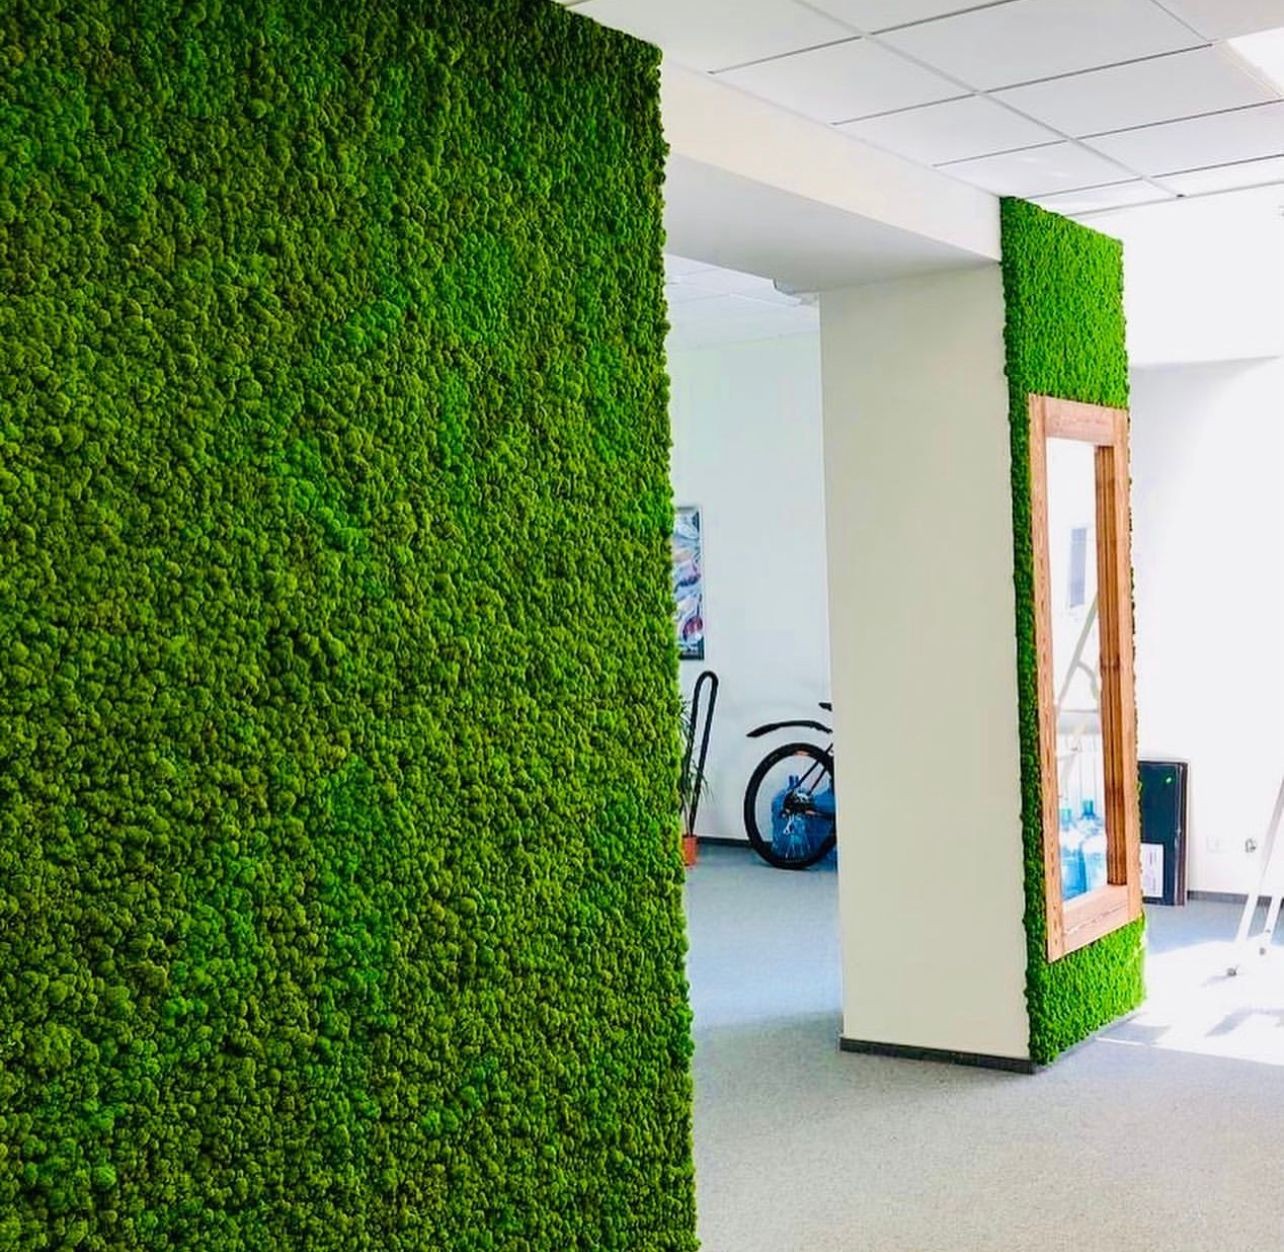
1226,26,1284,93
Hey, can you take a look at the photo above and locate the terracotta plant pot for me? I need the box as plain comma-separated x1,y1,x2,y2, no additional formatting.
682,832,699,869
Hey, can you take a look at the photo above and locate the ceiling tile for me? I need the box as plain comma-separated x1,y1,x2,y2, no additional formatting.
664,254,715,279
881,0,1202,91
673,265,789,298
996,47,1277,136
1156,0,1284,39
805,0,995,32
1086,101,1284,173
1034,181,1175,215
566,0,851,72
665,256,808,307
1158,153,1284,194
666,292,819,349
839,94,1059,164
719,37,960,123
942,141,1131,195
665,285,726,307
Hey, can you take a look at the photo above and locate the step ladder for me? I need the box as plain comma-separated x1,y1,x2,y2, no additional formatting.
1055,595,1102,796
1227,774,1284,976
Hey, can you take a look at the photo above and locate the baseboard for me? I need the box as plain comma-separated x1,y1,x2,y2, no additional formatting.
1188,890,1273,906
839,1036,1037,1075
693,836,752,849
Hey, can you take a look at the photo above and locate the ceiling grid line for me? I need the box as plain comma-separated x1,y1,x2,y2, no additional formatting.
826,43,1219,122
788,0,1201,199
710,33,862,76
561,0,1284,211
1076,97,1284,141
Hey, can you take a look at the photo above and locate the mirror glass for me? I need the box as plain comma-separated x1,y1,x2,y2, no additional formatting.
1045,437,1108,901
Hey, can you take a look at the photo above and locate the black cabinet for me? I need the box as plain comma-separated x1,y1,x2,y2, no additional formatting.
1140,760,1188,906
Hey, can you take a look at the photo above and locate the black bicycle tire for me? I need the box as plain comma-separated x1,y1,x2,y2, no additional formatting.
742,740,837,871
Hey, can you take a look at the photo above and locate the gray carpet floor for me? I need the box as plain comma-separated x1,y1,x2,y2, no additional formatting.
686,843,1284,1252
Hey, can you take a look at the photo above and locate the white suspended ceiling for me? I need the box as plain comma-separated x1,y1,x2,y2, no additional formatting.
664,253,820,350
559,0,1284,214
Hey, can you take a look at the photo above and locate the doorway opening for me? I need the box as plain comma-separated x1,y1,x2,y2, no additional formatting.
664,251,842,1050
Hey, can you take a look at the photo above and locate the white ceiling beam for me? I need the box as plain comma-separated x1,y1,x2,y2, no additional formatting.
661,64,1001,286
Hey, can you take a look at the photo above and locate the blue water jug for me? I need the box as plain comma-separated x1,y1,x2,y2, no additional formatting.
1059,804,1086,900
808,782,836,832
771,775,813,860
1080,800,1108,892
771,774,836,859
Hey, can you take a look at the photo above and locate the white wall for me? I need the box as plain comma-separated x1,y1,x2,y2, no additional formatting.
1091,187,1284,368
820,266,1030,1062
1130,359,1284,895
668,334,831,843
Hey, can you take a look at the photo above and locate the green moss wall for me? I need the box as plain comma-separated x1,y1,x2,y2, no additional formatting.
0,1,697,1246
1000,198,1145,1065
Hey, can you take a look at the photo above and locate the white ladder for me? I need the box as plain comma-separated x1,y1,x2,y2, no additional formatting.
1227,774,1284,976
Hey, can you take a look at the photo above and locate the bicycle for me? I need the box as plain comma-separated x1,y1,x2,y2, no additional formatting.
742,702,836,870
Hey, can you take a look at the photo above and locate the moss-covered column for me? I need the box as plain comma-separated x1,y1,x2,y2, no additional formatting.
0,1,696,1245
1001,199,1145,1064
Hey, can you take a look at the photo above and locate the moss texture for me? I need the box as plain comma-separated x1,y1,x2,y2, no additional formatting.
1000,198,1145,1065
0,1,697,1246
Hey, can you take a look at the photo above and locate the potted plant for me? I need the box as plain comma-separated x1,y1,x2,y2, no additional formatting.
679,671,719,868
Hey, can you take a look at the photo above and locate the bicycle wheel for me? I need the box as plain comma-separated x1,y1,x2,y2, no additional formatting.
743,741,837,870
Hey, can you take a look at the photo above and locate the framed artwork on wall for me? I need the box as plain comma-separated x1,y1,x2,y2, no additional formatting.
673,505,705,661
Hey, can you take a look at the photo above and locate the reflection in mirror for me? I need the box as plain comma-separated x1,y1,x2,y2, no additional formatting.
1031,393,1142,960
1045,438,1107,902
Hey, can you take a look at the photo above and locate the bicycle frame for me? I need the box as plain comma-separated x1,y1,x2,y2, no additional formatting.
780,752,833,810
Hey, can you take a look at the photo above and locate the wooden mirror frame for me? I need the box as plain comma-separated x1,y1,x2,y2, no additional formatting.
1029,394,1143,962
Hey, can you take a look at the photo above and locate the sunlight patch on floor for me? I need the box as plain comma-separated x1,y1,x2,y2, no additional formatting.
1105,935,1284,1066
